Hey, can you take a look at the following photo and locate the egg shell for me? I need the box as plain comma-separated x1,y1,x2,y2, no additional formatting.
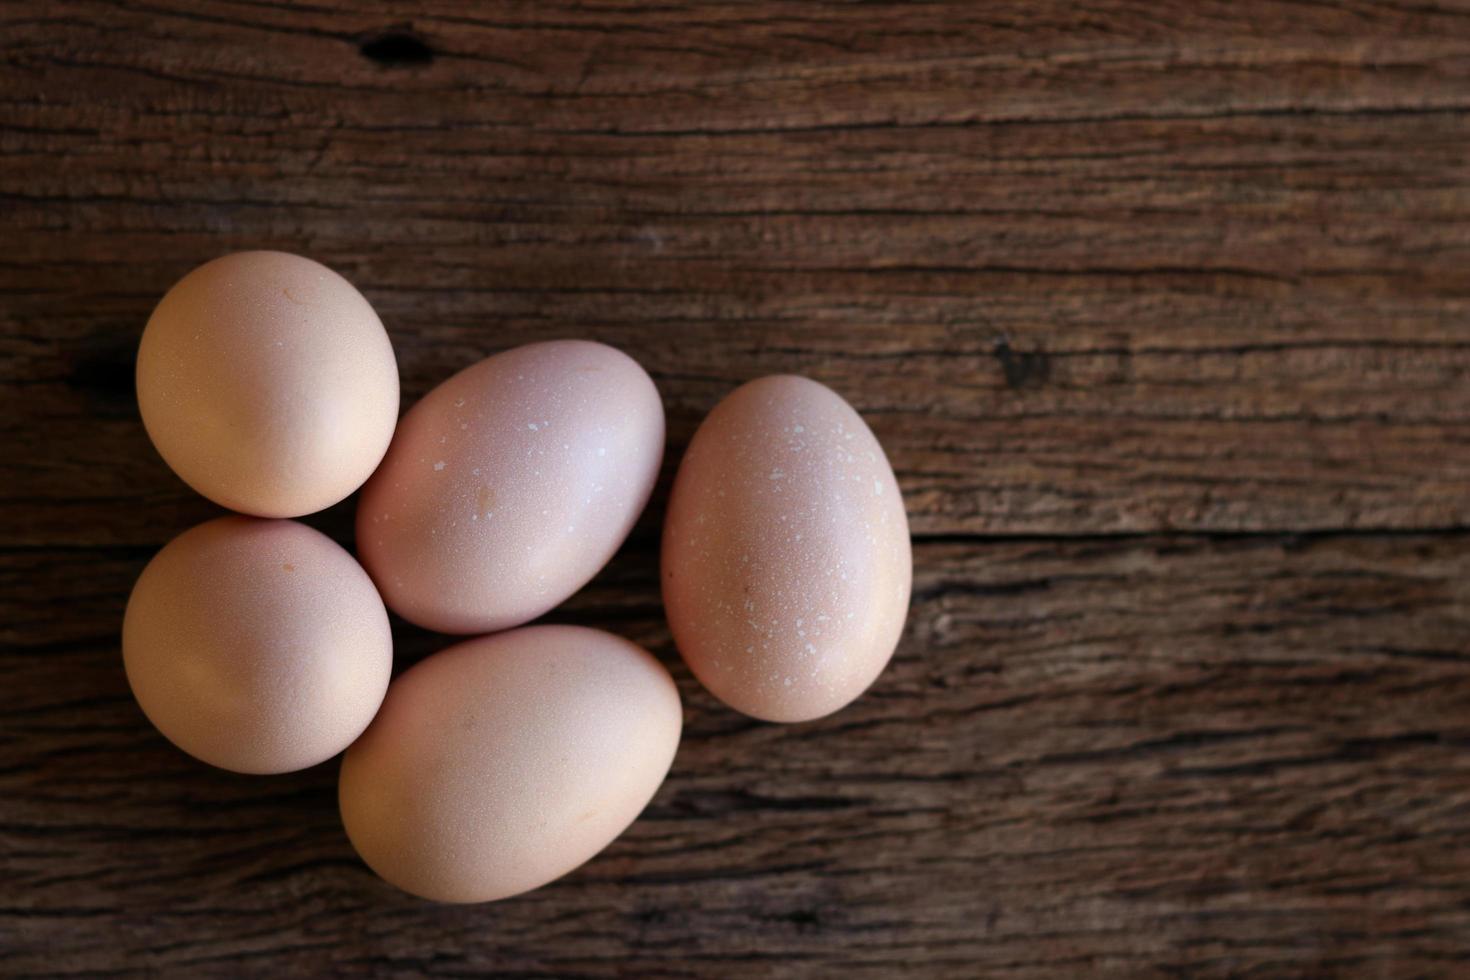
662,375,911,722
122,517,393,775
356,340,664,634
136,251,399,518
338,625,682,903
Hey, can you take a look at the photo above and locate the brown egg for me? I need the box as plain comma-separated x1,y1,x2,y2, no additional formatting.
356,341,664,634
122,517,392,774
136,251,399,518
662,375,911,722
338,625,681,903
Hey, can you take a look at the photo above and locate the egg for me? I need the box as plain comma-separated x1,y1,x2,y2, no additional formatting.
136,251,399,518
122,517,393,774
356,340,664,634
662,375,911,722
338,625,681,903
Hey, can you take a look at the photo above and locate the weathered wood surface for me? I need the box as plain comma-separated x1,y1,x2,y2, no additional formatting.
5,1,1470,977
8,1,1470,542
8,536,1470,977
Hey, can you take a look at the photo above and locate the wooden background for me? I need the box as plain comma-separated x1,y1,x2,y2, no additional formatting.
5,1,1470,976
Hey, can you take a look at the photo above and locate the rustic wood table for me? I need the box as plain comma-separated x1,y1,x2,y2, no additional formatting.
6,2,1470,977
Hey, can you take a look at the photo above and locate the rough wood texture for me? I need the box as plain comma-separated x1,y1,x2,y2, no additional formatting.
4,1,1470,977
9,536,1470,977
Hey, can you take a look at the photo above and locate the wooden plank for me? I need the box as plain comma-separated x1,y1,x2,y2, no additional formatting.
6,2,1470,542
8,3,1470,976
5,535,1470,976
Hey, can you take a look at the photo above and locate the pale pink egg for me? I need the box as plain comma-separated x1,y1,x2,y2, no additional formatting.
663,376,911,722
356,341,663,634
338,625,682,903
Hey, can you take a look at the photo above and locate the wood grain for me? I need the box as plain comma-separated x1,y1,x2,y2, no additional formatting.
7,535,1470,976
7,1,1470,541
5,1,1470,976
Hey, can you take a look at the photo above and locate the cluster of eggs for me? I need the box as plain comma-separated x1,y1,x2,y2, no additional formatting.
124,251,912,903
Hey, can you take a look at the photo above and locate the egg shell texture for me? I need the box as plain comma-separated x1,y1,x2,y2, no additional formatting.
356,340,664,634
135,251,399,518
338,625,682,903
121,517,393,775
662,375,912,722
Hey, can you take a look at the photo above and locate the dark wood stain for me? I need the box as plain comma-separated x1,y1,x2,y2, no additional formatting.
993,339,1051,389
358,31,435,69
5,1,1470,976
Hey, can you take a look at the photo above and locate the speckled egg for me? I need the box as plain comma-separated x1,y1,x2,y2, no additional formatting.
338,625,682,903
356,341,664,634
136,251,399,518
122,516,393,774
662,375,911,722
